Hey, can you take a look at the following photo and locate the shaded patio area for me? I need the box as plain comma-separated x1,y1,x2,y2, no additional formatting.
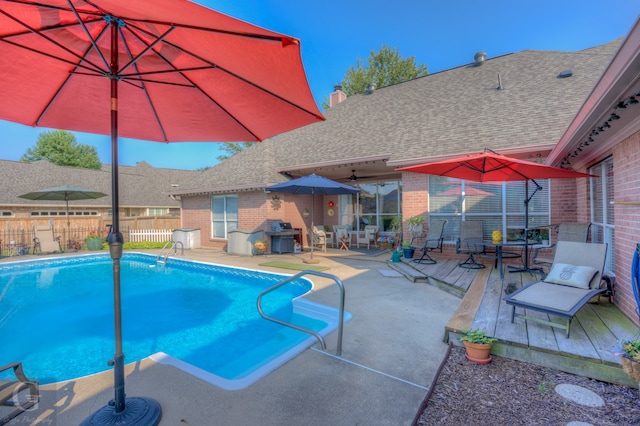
388,251,640,386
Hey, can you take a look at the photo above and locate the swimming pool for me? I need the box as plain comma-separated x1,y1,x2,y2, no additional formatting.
0,253,348,390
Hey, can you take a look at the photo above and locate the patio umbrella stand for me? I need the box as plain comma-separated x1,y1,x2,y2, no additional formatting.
0,1,323,424
266,174,360,263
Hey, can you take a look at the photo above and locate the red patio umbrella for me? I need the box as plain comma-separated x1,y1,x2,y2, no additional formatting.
0,1,323,424
398,149,594,275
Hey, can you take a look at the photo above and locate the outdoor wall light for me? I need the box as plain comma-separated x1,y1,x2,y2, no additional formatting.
302,208,310,218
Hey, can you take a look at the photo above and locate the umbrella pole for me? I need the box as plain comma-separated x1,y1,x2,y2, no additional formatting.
303,190,320,264
81,18,161,426
65,197,70,252
508,179,544,277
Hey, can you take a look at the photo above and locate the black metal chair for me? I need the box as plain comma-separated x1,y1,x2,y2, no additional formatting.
412,219,447,264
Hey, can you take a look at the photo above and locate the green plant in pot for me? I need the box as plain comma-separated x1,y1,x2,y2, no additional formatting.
459,328,497,364
407,215,425,238
401,240,415,259
85,229,104,251
615,339,640,383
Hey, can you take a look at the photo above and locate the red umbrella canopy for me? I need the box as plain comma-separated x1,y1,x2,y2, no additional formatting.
397,151,594,182
0,0,324,142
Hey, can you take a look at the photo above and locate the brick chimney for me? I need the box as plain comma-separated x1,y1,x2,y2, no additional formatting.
329,85,346,107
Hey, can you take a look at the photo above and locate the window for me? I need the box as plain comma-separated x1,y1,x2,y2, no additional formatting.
589,157,614,274
30,211,99,217
338,181,401,231
147,208,169,216
211,194,238,239
428,176,550,242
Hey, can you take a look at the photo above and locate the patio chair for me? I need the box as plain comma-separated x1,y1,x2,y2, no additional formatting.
503,240,607,337
0,362,39,425
412,219,447,264
309,226,327,252
33,224,62,254
457,220,487,269
532,222,591,269
356,225,378,249
335,227,350,250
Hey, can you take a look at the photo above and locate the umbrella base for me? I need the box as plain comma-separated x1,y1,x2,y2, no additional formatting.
80,397,161,426
303,258,320,264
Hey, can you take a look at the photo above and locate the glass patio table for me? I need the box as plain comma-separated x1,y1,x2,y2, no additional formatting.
467,240,533,280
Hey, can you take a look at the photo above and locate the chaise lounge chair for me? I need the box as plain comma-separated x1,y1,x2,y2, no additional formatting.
0,362,39,425
503,240,607,337
532,222,591,270
33,224,62,254
412,219,447,264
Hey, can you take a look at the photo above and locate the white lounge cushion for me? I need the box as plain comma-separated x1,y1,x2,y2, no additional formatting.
544,263,598,289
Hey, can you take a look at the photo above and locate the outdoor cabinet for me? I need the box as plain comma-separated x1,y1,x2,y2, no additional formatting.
227,229,264,256
172,228,201,249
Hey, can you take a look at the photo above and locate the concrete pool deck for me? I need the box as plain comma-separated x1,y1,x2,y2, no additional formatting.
2,248,461,425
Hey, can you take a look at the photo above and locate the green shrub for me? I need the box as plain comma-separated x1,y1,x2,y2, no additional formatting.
122,241,171,250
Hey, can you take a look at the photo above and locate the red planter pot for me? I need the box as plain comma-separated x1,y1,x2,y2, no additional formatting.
462,341,492,364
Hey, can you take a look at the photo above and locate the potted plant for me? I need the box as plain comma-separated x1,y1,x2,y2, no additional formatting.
459,328,497,364
615,339,640,383
407,215,425,237
401,240,415,259
539,228,550,245
85,229,103,251
254,239,267,253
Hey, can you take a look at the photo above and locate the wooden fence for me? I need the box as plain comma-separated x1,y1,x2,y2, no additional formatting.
0,216,181,253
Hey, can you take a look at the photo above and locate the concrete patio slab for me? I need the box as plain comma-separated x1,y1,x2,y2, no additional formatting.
2,248,461,425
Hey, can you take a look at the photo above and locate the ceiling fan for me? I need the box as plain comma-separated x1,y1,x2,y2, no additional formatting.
347,169,374,181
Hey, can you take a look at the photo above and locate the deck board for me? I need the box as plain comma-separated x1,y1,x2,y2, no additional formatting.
388,253,640,386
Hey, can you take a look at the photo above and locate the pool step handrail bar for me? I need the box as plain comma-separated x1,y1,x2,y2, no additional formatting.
257,270,345,356
156,240,184,264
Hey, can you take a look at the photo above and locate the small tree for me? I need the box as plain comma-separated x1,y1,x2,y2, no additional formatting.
216,142,255,161
21,130,102,169
322,45,428,109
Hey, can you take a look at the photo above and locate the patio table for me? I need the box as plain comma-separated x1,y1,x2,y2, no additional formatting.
468,240,532,280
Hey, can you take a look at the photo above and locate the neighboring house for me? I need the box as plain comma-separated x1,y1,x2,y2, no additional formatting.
0,159,199,227
172,27,640,326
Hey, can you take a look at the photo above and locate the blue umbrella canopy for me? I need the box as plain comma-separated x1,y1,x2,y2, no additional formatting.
265,174,360,195
266,174,359,261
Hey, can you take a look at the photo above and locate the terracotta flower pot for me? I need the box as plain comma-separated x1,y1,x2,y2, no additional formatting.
462,341,492,364
621,357,640,383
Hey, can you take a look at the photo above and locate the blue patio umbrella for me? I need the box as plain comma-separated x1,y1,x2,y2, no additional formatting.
266,174,360,262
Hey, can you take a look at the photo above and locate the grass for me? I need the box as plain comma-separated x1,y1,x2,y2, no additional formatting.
259,261,329,272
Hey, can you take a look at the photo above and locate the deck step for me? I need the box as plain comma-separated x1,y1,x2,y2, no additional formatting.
386,260,427,282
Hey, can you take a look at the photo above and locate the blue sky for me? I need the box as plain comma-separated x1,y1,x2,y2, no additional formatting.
2,1,639,170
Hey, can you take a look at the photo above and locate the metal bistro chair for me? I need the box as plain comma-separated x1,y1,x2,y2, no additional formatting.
457,221,488,269
412,219,447,264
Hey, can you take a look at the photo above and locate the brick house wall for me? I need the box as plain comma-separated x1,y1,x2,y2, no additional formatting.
612,132,640,326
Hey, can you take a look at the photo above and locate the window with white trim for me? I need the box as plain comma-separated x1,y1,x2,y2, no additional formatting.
211,194,238,239
428,176,550,242
589,157,614,274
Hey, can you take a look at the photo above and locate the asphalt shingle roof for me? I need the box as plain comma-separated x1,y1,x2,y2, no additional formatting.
0,160,200,208
176,39,621,194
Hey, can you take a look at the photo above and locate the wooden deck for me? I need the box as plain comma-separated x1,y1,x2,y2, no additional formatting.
388,252,640,386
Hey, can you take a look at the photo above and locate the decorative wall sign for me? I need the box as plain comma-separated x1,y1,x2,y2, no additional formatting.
271,195,281,210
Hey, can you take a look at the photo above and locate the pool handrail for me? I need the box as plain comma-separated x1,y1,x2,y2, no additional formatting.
157,240,184,264
257,270,345,356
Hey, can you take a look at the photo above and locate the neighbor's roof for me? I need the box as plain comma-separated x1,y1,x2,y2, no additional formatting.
0,160,200,208
175,39,621,194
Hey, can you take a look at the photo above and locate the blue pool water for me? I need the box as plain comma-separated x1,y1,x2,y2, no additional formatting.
0,253,346,389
